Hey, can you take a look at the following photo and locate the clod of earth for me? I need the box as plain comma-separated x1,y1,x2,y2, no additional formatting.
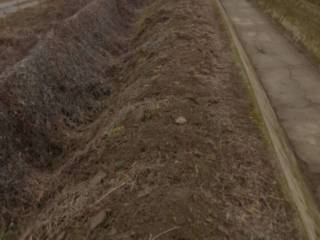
175,116,187,125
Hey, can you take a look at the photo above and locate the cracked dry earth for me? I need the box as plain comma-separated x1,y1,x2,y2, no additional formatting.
0,0,301,239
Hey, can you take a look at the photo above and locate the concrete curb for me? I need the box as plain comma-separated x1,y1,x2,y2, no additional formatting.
216,0,320,239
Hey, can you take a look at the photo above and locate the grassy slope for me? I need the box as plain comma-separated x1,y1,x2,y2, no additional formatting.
251,0,320,63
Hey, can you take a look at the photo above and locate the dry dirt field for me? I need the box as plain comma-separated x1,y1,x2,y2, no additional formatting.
0,0,301,239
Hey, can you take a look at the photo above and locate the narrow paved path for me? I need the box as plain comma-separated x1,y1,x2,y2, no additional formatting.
221,0,320,199
0,0,40,17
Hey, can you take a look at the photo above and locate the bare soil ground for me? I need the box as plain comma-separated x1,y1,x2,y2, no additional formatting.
0,0,301,239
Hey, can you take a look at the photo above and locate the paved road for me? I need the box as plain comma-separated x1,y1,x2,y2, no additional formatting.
221,0,320,197
0,0,40,17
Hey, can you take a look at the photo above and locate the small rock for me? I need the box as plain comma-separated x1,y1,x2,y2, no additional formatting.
89,171,106,186
89,210,107,230
175,116,187,125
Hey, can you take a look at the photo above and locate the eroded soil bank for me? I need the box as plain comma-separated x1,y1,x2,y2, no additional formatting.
0,0,92,73
0,0,300,239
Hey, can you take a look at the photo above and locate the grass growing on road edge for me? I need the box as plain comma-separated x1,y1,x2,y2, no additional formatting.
212,1,317,238
212,0,270,147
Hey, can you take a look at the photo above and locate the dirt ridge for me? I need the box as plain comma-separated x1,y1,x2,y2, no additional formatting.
1,0,300,239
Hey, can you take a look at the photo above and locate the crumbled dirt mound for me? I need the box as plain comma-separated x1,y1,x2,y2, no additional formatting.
0,0,132,231
0,0,93,73
0,0,300,239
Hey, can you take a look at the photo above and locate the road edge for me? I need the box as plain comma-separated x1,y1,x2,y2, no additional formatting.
215,0,320,239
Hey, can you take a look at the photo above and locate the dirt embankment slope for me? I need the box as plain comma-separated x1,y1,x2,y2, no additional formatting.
1,0,300,239
0,0,92,73
250,0,320,65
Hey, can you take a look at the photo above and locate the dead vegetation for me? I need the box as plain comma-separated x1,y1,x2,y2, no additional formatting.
0,0,300,239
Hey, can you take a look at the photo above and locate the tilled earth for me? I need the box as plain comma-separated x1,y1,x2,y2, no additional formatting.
0,0,301,239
